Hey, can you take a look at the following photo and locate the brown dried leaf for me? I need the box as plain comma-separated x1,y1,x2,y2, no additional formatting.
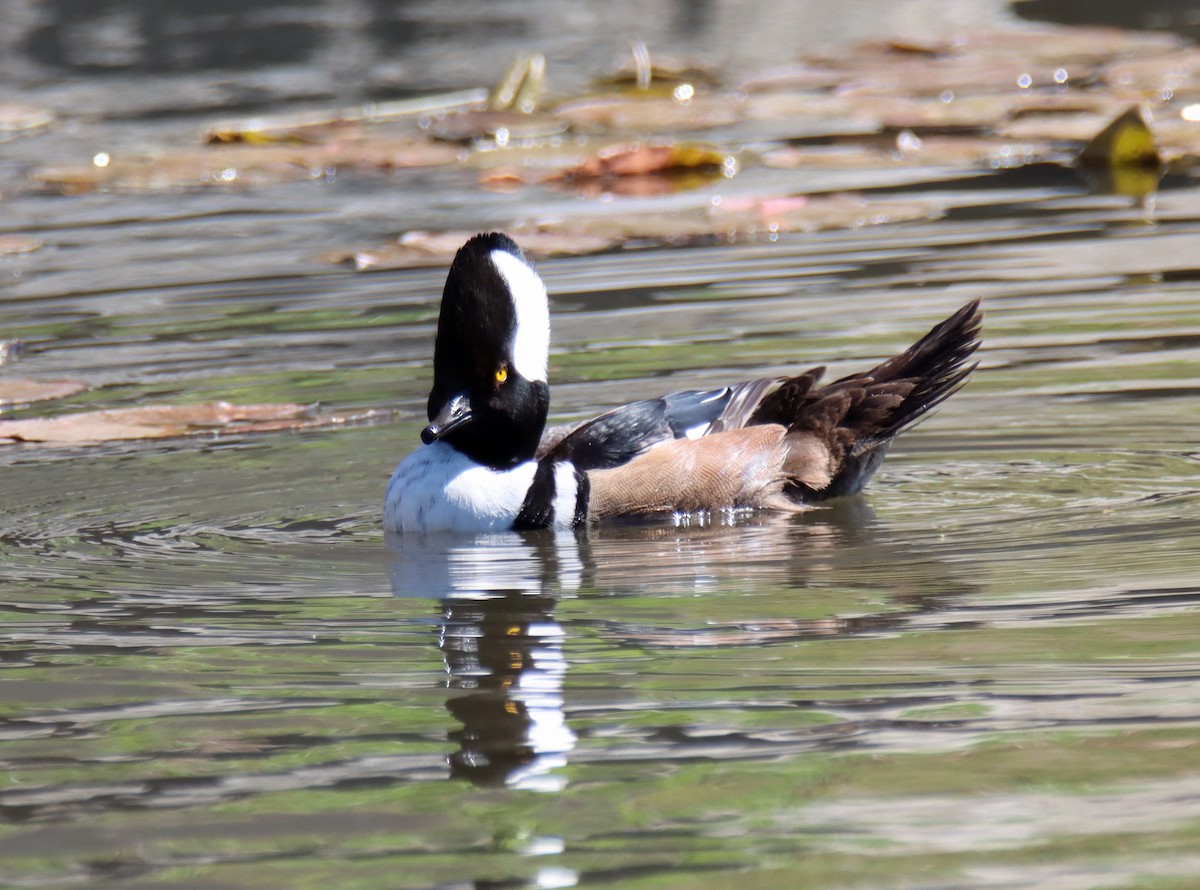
34,138,462,193
0,103,54,137
337,229,618,272
711,193,937,234
0,235,43,255
534,194,934,244
428,110,568,143
822,27,1182,96
0,378,87,406
0,402,385,445
555,93,744,133
202,88,488,143
338,191,938,271
553,142,732,179
600,57,720,90
1103,49,1200,96
763,134,1053,170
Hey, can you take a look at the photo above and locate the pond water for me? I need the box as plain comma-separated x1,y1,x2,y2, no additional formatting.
2,1,1200,888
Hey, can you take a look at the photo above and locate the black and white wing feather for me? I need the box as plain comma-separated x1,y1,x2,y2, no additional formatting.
540,379,778,471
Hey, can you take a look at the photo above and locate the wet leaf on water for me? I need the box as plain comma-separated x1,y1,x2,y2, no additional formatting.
207,120,358,145
338,191,938,271
711,193,938,234
598,43,720,91
0,235,43,255
427,110,569,144
0,402,386,445
477,169,529,192
471,139,735,195
0,103,54,139
763,134,1054,170
996,112,1117,144
34,138,463,193
335,229,619,272
556,169,730,198
525,193,938,243
0,378,87,406
1102,48,1200,97
555,93,744,133
819,28,1182,97
202,88,488,143
552,142,733,180
1077,106,1162,170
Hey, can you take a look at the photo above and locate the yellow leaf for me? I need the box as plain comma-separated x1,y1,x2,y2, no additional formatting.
1078,106,1161,169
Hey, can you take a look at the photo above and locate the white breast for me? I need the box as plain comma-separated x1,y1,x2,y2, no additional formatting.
384,441,581,533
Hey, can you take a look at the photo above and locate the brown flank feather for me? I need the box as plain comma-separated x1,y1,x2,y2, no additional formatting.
585,299,982,520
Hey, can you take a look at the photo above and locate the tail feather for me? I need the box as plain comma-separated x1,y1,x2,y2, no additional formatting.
765,299,983,503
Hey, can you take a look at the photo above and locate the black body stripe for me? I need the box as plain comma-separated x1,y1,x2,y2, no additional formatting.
572,467,590,527
512,460,589,530
513,460,558,530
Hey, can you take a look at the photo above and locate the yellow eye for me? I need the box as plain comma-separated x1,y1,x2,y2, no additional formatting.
495,365,508,384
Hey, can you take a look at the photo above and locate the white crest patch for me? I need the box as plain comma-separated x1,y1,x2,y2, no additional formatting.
490,248,549,383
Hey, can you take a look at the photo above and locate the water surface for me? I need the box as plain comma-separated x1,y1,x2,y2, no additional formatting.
2,1,1200,888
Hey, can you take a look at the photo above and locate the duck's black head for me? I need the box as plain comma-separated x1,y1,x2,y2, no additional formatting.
422,232,551,469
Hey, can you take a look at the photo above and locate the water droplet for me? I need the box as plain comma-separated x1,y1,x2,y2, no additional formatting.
92,152,111,168
1017,73,1033,89
673,83,695,102
1054,68,1069,84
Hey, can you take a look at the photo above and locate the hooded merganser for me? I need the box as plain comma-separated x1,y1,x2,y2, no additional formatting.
384,232,982,534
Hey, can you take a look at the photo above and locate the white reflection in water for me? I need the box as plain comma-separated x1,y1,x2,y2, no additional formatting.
387,530,581,790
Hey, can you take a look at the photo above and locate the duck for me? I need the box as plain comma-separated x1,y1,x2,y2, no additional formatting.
384,232,982,534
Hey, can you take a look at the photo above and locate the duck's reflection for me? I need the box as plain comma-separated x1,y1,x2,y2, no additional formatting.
387,531,581,791
387,504,976,789
441,590,575,790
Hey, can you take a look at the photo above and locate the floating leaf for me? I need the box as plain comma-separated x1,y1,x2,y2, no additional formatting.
0,403,386,445
428,110,568,144
710,193,937,234
555,93,744,133
1102,49,1200,97
0,379,87,406
598,43,720,91
203,89,488,143
0,103,54,139
1078,106,1162,169
34,138,462,193
552,142,733,180
337,190,939,272
0,235,43,255
334,229,618,272
763,135,1044,170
